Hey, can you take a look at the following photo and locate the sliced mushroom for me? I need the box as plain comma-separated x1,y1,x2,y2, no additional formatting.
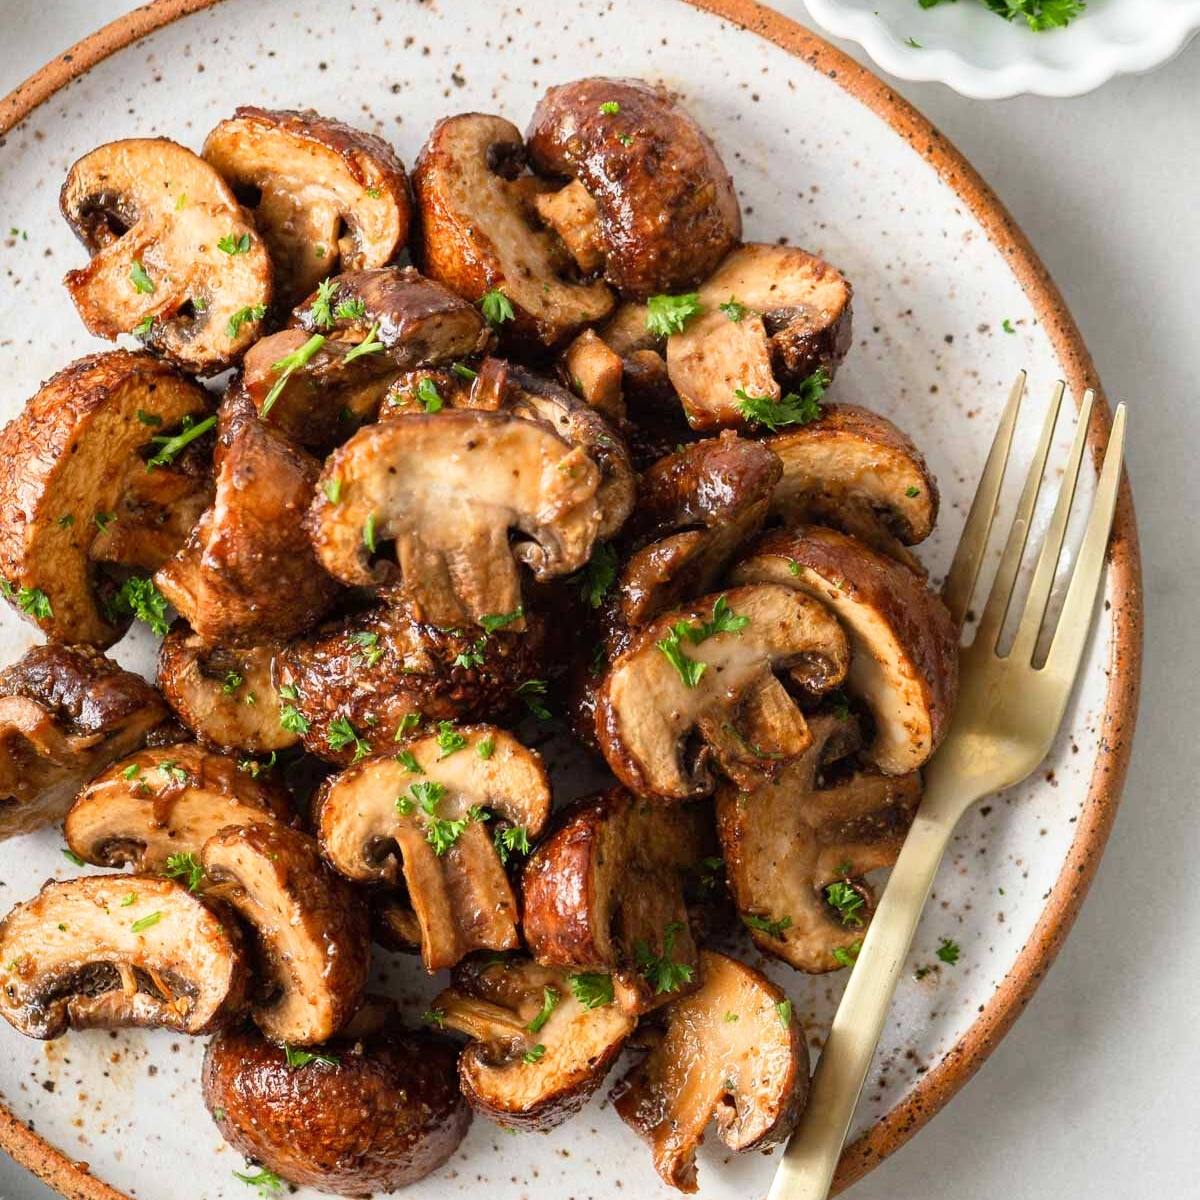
766,403,939,568
156,388,339,645
716,712,920,972
279,603,547,765
434,955,638,1129
308,410,603,628
413,113,614,347
0,644,167,839
731,526,958,773
156,625,298,753
61,138,272,372
315,725,550,971
0,351,213,645
522,789,707,1008
561,328,625,421
202,822,369,1045
0,874,249,1039
596,585,849,800
527,78,741,299
666,244,853,431
203,1012,469,1194
65,743,290,872
203,107,411,308
612,949,808,1193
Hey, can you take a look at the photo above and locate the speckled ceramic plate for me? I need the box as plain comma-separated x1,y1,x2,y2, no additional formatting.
0,2,1141,1198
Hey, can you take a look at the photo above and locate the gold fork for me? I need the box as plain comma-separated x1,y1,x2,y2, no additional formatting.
767,373,1128,1200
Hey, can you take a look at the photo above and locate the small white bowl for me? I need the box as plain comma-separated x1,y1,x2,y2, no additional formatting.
803,0,1200,98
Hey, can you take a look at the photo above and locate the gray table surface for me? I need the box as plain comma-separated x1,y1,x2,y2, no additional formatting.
0,3,1196,1198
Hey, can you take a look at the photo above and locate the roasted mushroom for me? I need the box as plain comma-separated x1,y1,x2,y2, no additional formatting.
0,351,213,645
665,243,852,431
434,955,638,1129
61,138,272,372
308,410,603,628
717,713,920,972
0,874,248,1039
596,585,849,800
0,644,167,839
522,789,707,1007
526,78,741,298
561,329,625,421
202,822,370,1045
203,1012,469,1194
315,725,550,971
156,388,339,645
279,603,547,765
156,626,298,753
65,743,291,872
203,107,412,308
732,526,958,774
766,403,939,569
612,949,808,1193
413,113,614,347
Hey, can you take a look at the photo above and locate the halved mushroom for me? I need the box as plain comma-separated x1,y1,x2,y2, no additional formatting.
0,644,167,839
413,113,614,347
731,526,958,774
203,1011,469,1194
156,625,298,754
433,955,638,1129
0,874,249,1039
596,585,849,800
766,403,939,569
315,725,550,971
156,388,340,645
65,743,291,872
202,822,370,1045
561,328,625,421
612,949,808,1193
308,410,603,628
716,713,920,972
0,351,213,645
61,138,272,372
526,78,741,299
203,107,412,308
522,789,707,1009
279,603,547,765
666,244,853,431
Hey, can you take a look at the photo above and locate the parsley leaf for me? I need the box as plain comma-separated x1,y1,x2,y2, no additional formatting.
435,721,467,757
410,780,446,813
416,376,444,413
283,1044,339,1068
775,999,793,1029
515,679,550,720
129,260,155,294
277,684,310,735
62,848,85,867
327,716,371,761
334,297,367,320
719,295,748,322
635,922,695,995
131,911,163,933
655,595,749,688
480,288,514,326
146,413,216,469
217,232,252,255
832,941,863,968
479,606,523,633
451,361,477,380
12,585,53,620
310,277,338,328
493,823,531,865
233,1166,283,1196
323,478,342,504
163,852,204,892
734,367,829,431
743,912,793,938
362,512,378,553
645,292,702,337
395,750,423,774
571,542,617,609
526,985,560,1033
221,671,244,694
598,100,621,114
824,880,866,927
227,304,267,339
569,972,614,1009
261,334,327,417
106,576,168,636
477,735,495,760
522,1043,547,1065
132,314,155,337
936,937,961,964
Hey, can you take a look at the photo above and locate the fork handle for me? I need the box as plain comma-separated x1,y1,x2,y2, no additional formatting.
767,787,959,1200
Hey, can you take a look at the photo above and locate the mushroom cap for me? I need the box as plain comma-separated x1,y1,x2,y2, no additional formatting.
613,949,809,1193
156,626,299,754
203,107,412,308
732,526,958,774
203,1017,470,1194
435,955,637,1130
279,603,548,764
61,139,272,372
202,822,370,1045
526,78,741,299
767,402,940,565
315,725,550,972
0,874,249,1039
0,351,212,645
307,409,603,628
0,644,166,839
716,713,921,972
155,388,340,645
596,584,850,801
666,243,853,432
65,743,291,872
413,113,614,347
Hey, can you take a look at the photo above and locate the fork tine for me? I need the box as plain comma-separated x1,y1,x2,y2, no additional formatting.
1043,403,1126,681
942,371,1026,627
1008,389,1096,663
973,380,1066,650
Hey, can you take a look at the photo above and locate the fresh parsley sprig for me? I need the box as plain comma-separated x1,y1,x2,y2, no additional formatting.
734,367,829,432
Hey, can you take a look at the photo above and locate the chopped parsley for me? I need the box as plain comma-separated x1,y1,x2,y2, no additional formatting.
451,361,477,380
362,512,378,553
10,585,53,620
344,323,384,362
410,780,447,813
132,314,155,337
136,409,162,427
416,377,443,413
571,542,618,609
476,735,495,761
645,292,702,338
569,972,614,1009
616,132,635,147
426,813,473,856
327,716,371,761
323,478,342,504
395,750,423,774
479,606,524,634
598,100,621,114
435,721,468,757
526,986,560,1033
775,999,793,1029
734,367,829,432
146,413,216,469
905,485,921,498
421,1007,446,1027
122,764,141,781
480,288,514,326
453,636,488,670
278,687,310,735
936,937,961,964
120,892,138,907
1002,317,1016,333
743,912,793,938
261,334,327,417
221,671,244,695
824,880,866,927
515,678,550,720
634,921,694,995
131,911,163,933
918,0,1084,32
719,296,748,322
226,304,267,339
93,511,117,533
832,941,862,968
493,823,531,865
310,277,338,328
130,260,155,294
217,232,252,255
233,1166,283,1196
655,594,749,688
283,1044,339,1068
521,1043,547,1065
62,848,85,867
334,297,368,320
365,186,383,199
394,712,422,738
107,576,169,636
164,852,204,891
